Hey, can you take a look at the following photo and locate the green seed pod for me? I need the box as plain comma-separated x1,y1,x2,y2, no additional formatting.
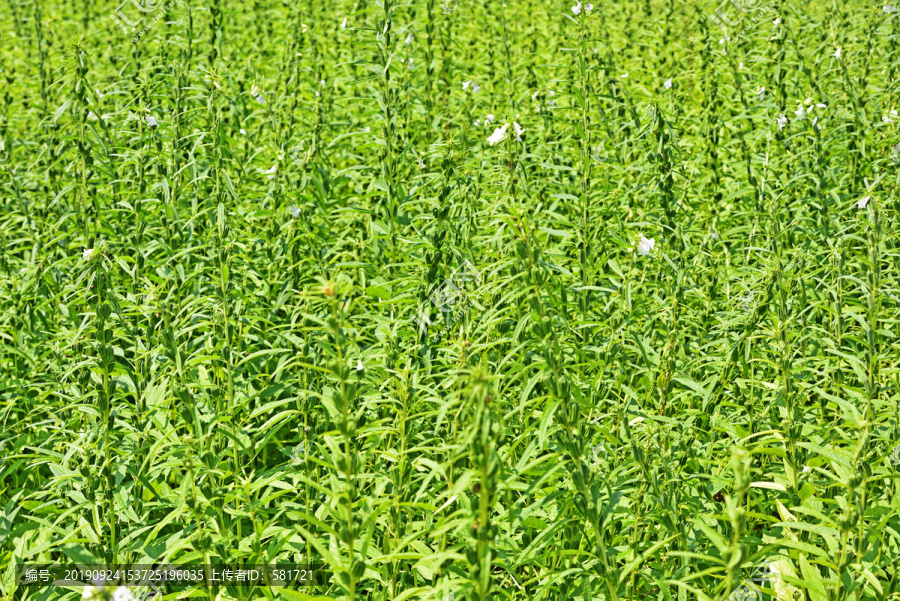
351,559,366,579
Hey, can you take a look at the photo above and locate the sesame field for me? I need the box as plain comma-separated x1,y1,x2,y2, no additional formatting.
2,0,900,600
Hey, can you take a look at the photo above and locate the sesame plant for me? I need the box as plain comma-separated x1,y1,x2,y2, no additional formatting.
3,1,900,601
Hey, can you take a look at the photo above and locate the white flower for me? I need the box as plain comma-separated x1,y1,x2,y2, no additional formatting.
637,235,655,256
473,82,481,93
532,90,540,100
773,16,781,27
586,2,593,10
513,122,524,141
365,126,371,133
265,165,277,180
755,86,765,100
146,115,158,127
776,114,788,129
240,128,246,135
802,465,811,474
356,359,364,371
408,58,414,70
620,72,628,78
572,2,582,14
83,586,97,600
739,61,744,69
794,104,806,119
113,587,133,601
474,119,480,126
812,116,819,129
883,110,898,123
341,18,347,29
885,4,895,11
462,80,472,90
406,32,413,45
857,195,870,209
487,124,508,146
289,205,301,218
485,114,495,123
315,90,319,97
833,47,841,59
664,78,672,89
82,248,97,261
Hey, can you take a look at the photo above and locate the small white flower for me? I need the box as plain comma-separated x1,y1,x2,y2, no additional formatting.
755,86,765,100
474,119,480,126
532,90,540,100
240,128,246,135
776,114,788,130
83,586,97,600
408,58,414,70
857,195,870,209
719,38,725,45
794,104,806,119
265,165,277,180
356,359,364,371
585,2,593,11
883,110,898,123
773,16,781,27
462,80,472,90
812,116,819,128
341,18,347,30
572,2,582,14
833,47,841,59
513,121,524,141
637,235,655,256
315,90,320,97
82,248,97,261
472,82,481,93
365,126,371,133
406,32,413,45
146,115,158,127
289,205,301,218
620,72,628,78
417,156,425,170
885,4,895,11
113,587,133,601
487,124,509,146
663,78,672,89
485,114,495,123
802,465,811,474
739,61,744,69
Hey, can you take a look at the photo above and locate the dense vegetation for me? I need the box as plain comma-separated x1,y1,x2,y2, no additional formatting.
2,0,900,599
